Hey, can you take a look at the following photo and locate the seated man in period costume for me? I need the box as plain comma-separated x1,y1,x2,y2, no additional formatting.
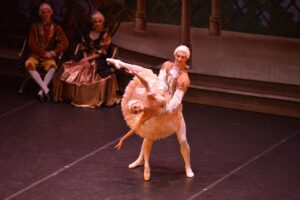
25,3,69,102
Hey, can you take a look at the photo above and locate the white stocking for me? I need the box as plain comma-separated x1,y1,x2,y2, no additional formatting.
38,68,55,95
28,70,49,94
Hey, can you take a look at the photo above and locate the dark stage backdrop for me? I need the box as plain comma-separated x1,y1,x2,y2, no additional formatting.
139,0,300,39
0,0,299,51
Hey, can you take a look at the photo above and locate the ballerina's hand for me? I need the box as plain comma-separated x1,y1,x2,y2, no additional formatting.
114,140,123,151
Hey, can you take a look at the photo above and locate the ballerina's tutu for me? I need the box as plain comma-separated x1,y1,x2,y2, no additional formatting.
121,70,182,141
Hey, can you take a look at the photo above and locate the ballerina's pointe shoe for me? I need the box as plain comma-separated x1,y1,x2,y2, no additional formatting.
128,159,144,169
186,168,194,178
144,165,150,181
106,58,121,69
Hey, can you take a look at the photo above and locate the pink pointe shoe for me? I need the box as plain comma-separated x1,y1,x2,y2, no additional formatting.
144,165,150,181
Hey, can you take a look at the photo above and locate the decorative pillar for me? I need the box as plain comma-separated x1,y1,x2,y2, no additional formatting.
134,0,147,32
180,0,192,66
180,0,191,47
209,0,221,36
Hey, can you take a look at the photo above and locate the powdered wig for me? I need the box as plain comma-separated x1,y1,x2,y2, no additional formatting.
38,3,53,16
174,45,190,59
91,11,105,22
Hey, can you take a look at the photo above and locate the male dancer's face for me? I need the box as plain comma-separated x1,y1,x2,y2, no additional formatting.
174,51,188,68
40,8,52,24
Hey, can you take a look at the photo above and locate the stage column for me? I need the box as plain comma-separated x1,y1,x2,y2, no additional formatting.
134,0,147,33
180,0,192,66
209,0,221,36
180,0,191,47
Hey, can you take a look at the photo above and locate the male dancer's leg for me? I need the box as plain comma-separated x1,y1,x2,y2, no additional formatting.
176,113,194,177
128,139,145,168
37,67,56,96
26,57,50,95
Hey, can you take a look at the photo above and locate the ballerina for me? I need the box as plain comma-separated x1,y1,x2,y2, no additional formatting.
112,66,169,151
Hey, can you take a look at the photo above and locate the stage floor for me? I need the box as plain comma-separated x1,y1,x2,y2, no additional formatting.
1,75,300,200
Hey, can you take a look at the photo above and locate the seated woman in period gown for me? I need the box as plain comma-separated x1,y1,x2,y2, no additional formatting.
53,11,120,108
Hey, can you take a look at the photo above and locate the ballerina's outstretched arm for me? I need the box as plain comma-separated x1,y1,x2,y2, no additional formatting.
114,112,154,151
114,129,135,151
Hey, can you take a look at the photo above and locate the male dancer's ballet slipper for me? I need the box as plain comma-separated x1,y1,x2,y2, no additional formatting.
128,159,144,169
185,167,194,178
